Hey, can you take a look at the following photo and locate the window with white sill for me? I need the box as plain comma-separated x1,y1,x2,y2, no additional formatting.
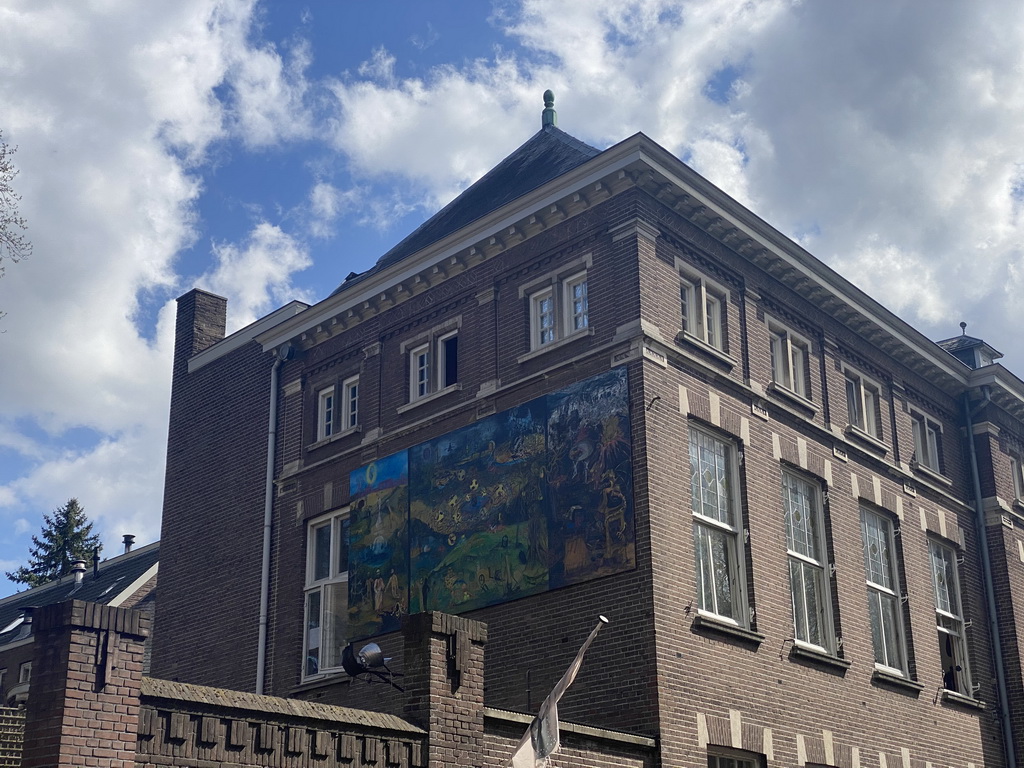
304,510,349,679
930,540,972,696
316,375,359,442
409,330,459,402
1011,456,1024,501
768,322,810,399
690,426,747,625
18,661,30,684
680,271,727,352
844,370,881,438
860,508,908,675
782,471,834,652
528,270,589,350
708,749,760,768
911,411,943,473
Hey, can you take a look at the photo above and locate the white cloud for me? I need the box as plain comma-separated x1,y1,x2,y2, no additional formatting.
202,221,313,330
307,181,361,239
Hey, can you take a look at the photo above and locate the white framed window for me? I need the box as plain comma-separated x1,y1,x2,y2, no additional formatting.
317,386,335,442
679,266,727,352
690,426,745,624
527,271,589,349
708,749,759,768
304,510,350,679
343,376,359,431
0,669,6,692
911,412,942,473
782,471,833,651
1011,456,1024,500
408,330,459,401
844,369,880,438
768,323,810,398
930,540,972,695
860,508,907,675
18,661,30,684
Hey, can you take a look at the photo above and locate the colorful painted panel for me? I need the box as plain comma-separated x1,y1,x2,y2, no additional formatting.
545,367,634,586
348,452,409,640
347,367,635,640
409,399,548,614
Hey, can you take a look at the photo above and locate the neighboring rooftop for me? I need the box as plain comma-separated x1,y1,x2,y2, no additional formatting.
0,540,159,646
333,92,600,296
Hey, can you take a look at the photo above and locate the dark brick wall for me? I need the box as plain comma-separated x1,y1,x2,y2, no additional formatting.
152,289,273,691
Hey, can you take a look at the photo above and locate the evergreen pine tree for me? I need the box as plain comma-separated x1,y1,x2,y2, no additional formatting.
6,498,102,587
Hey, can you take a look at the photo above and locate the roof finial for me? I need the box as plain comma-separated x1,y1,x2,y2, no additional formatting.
960,321,968,336
542,89,557,128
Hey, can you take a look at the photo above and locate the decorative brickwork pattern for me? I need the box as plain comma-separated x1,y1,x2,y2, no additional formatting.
0,708,24,767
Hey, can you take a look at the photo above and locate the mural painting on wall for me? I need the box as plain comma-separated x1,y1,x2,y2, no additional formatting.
544,367,634,587
409,398,549,614
348,451,409,641
347,367,634,640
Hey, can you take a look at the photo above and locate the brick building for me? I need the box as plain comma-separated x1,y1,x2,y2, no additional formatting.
0,538,157,707
151,95,1024,767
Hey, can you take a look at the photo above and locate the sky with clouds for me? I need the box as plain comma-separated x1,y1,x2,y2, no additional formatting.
1,0,1022,597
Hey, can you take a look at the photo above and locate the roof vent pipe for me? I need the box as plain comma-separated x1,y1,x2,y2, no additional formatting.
92,548,101,577
122,534,135,554
71,559,87,585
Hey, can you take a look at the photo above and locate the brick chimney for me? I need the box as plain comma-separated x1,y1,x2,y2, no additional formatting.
21,600,149,768
402,612,487,768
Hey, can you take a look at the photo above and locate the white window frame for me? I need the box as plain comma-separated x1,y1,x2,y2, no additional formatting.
708,749,759,768
768,321,810,399
1012,456,1024,501
317,385,335,442
930,540,972,695
860,508,908,676
18,661,30,684
689,426,746,625
403,319,460,405
911,411,942,473
782,470,833,652
844,368,881,438
303,509,350,680
678,263,728,353
526,271,590,350
342,376,359,431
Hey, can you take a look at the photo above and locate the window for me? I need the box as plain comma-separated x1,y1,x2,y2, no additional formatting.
930,541,971,695
782,471,832,651
769,323,809,398
316,376,359,441
690,427,745,623
860,509,907,674
845,371,880,437
317,386,335,441
708,751,758,768
18,661,30,685
680,274,725,351
528,271,589,349
911,412,942,473
1012,456,1024,500
409,331,459,401
304,510,349,678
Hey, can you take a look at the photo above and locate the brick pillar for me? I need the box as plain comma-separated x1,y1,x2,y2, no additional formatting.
21,600,149,768
403,612,487,768
174,288,227,365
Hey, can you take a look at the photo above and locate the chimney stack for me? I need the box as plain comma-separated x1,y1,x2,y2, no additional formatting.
122,534,135,554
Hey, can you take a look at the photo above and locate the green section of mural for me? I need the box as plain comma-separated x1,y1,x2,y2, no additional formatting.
348,367,633,640
348,452,409,640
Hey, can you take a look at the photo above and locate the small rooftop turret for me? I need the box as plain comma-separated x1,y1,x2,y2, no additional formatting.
936,321,1003,370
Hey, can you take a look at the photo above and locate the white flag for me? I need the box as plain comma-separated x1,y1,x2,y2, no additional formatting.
508,616,609,767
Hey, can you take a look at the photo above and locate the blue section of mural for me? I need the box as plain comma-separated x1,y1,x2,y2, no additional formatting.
348,452,409,640
347,367,634,640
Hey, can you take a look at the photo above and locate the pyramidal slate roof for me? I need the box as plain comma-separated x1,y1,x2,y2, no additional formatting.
332,125,601,295
0,540,159,646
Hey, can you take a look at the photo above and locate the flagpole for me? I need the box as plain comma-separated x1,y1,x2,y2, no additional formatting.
508,615,610,768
